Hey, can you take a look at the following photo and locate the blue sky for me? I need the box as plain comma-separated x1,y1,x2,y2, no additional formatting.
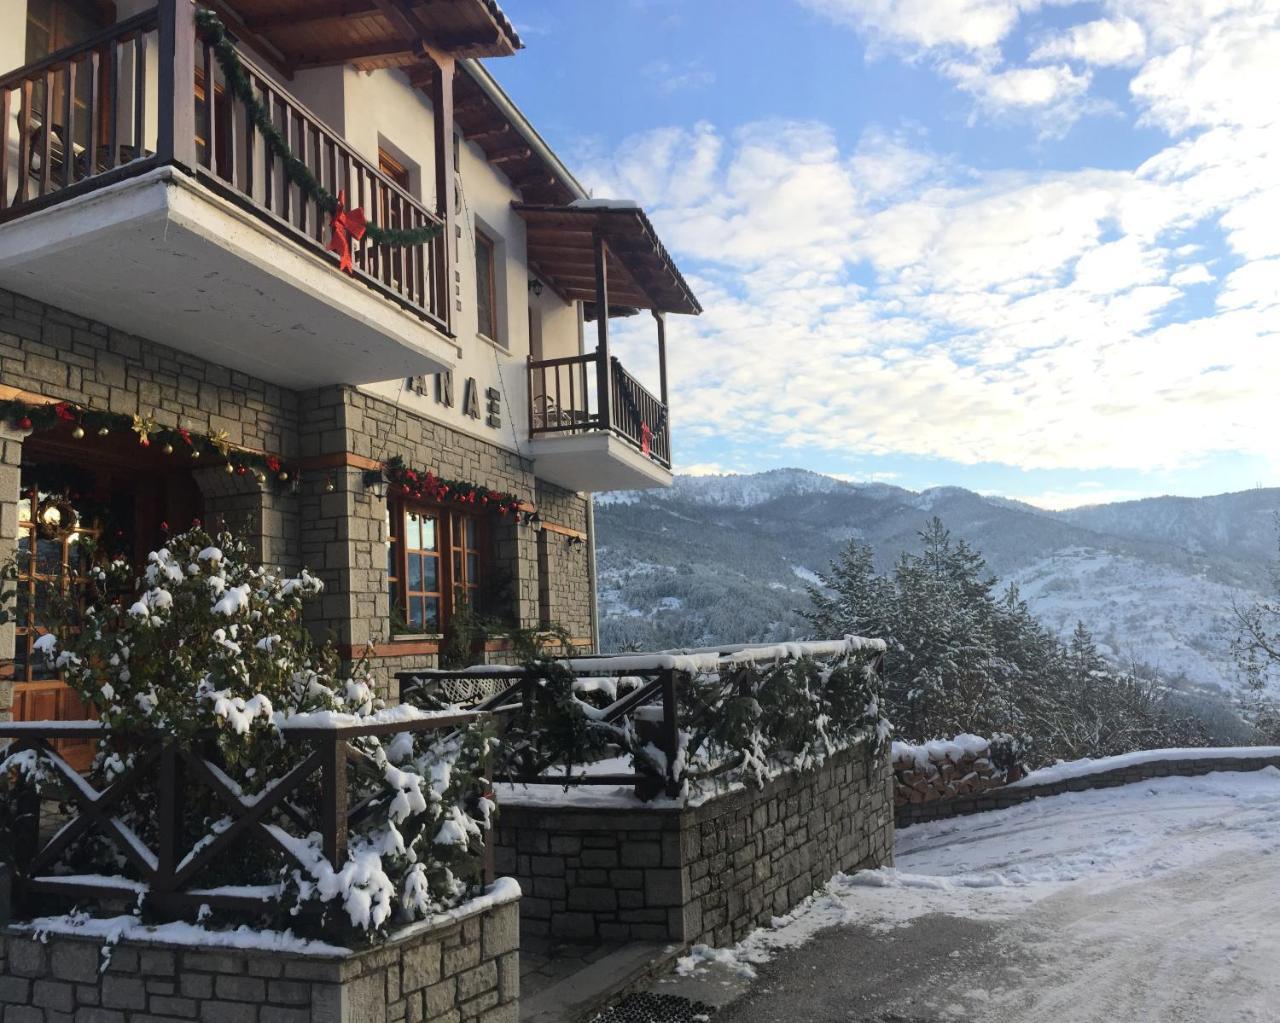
492,0,1280,507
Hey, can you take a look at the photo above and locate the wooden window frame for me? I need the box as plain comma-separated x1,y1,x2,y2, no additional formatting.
474,228,499,344
387,501,488,636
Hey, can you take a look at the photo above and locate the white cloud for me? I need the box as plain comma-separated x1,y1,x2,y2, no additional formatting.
943,61,1091,112
585,106,1280,475
798,0,1038,53
643,59,715,95
1031,18,1146,67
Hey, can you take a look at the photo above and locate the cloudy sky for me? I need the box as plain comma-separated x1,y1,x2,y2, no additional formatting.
495,0,1279,508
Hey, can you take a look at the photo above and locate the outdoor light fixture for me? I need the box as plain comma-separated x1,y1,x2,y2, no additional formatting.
526,511,543,531
566,535,584,549
528,276,544,297
362,469,389,498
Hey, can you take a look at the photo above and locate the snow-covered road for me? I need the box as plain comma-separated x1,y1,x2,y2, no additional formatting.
674,768,1280,1022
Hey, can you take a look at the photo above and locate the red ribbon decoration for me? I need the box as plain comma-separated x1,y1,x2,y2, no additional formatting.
641,422,652,458
326,190,367,274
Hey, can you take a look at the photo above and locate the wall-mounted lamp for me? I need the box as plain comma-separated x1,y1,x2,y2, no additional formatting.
528,277,544,298
565,535,585,549
525,511,543,532
362,469,389,498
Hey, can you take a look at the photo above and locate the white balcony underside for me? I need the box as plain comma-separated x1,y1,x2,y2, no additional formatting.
529,432,672,492
0,167,457,389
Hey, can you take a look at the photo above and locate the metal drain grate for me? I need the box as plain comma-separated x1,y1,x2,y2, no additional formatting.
592,992,716,1022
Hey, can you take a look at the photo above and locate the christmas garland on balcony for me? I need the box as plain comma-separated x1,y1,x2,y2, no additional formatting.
194,9,443,263
382,456,528,521
1,396,296,485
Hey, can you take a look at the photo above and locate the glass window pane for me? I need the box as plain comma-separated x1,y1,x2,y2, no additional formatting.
422,515,437,551
409,596,424,630
408,554,423,592
425,597,440,633
466,553,478,583
453,551,462,580
406,512,422,550
423,555,438,593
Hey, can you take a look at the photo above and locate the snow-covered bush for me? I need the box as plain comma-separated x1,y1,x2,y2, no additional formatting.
0,527,494,942
480,639,890,800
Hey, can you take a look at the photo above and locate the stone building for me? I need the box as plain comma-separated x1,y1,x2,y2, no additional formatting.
0,0,700,743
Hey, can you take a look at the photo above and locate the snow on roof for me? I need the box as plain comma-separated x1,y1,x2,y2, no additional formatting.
569,198,642,210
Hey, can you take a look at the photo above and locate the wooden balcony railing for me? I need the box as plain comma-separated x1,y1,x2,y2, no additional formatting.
528,349,672,468
0,1,448,331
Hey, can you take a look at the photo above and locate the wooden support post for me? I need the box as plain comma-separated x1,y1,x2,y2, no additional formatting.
321,737,349,868
653,310,669,409
426,48,456,334
155,741,182,891
157,0,198,169
594,229,611,431
660,668,680,798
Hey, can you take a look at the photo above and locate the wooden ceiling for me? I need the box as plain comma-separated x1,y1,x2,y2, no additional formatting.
223,0,523,68
515,205,702,318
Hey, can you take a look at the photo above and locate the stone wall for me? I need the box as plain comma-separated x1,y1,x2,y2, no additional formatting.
896,750,1280,827
0,287,598,708
892,735,1025,821
495,743,894,948
0,895,519,1023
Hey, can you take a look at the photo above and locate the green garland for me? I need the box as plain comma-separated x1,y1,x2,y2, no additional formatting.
383,456,528,520
1,397,296,486
194,8,444,249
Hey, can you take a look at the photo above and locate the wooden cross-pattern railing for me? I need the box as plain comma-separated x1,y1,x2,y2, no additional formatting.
400,664,683,798
0,711,486,919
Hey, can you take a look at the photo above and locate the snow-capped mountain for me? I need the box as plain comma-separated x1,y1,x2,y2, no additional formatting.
594,470,1280,692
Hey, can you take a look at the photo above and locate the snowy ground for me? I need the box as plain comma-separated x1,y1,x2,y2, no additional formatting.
661,768,1280,1022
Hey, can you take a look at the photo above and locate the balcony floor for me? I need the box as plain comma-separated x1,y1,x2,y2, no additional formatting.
0,166,457,390
529,431,672,492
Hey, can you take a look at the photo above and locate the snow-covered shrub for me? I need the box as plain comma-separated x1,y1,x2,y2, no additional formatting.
0,527,494,942
477,639,889,800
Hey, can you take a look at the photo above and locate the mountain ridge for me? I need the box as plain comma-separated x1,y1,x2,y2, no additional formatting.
595,470,1280,692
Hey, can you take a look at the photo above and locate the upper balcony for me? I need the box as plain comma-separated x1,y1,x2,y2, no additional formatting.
0,1,507,389
518,201,701,492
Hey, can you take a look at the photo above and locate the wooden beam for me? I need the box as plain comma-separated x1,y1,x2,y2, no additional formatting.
241,0,377,31
594,229,611,432
463,123,512,145
288,40,416,70
487,145,532,165
426,50,456,333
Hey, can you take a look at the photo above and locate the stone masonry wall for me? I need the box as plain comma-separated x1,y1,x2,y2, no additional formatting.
495,743,894,948
896,751,1280,827
0,896,519,1023
0,288,598,707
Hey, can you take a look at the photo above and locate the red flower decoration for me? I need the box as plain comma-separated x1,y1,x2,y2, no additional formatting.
178,427,193,447
54,402,77,422
266,455,281,473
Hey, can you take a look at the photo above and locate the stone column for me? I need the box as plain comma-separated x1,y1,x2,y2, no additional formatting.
0,423,25,721
193,466,300,576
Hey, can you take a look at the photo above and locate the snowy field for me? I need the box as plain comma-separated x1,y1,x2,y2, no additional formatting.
673,768,1280,1022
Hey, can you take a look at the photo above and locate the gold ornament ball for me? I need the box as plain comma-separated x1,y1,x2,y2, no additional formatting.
97,426,110,437
324,476,336,493
278,471,289,482
163,443,175,455
72,426,85,439
224,462,235,474
191,448,201,458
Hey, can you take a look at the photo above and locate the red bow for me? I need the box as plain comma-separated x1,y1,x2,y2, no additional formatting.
327,190,367,274
641,422,652,458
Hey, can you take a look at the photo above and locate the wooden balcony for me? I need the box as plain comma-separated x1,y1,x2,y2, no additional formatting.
528,349,673,492
0,2,458,389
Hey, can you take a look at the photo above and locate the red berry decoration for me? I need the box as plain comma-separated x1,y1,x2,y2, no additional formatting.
17,416,32,430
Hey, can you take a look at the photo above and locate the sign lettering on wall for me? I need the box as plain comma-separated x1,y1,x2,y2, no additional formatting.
407,372,498,429
485,386,502,430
